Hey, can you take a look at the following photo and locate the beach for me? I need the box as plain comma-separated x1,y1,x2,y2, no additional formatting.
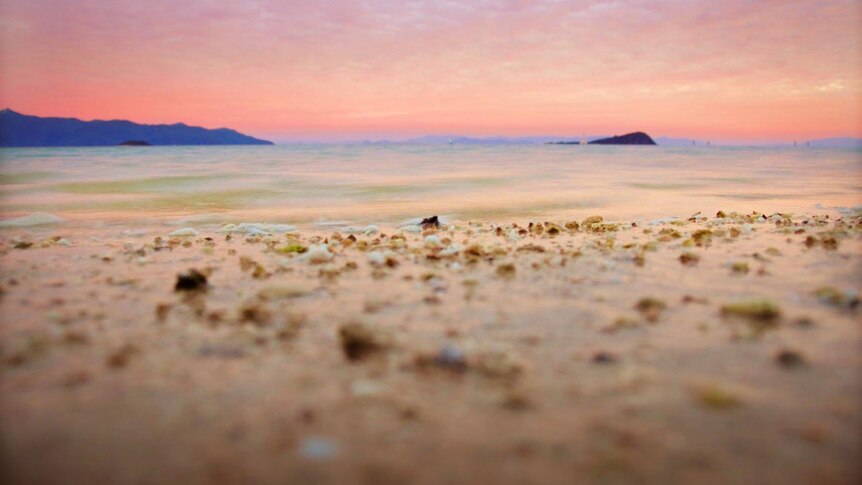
1,207,860,484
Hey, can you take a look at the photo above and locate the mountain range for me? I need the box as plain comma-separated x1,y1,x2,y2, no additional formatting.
0,109,273,147
1,109,858,148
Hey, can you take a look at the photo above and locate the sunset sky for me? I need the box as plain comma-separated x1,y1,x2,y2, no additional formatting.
0,0,859,142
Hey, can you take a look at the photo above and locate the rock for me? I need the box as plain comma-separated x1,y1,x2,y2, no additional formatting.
635,297,666,322
679,252,700,266
175,269,208,291
775,349,806,368
434,344,467,371
304,244,333,264
694,385,742,411
496,262,516,278
424,235,443,249
106,344,139,369
339,321,390,361
592,351,619,364
420,215,440,229
721,299,781,322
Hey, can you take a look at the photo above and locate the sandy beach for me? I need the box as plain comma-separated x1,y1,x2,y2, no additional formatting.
1,209,859,484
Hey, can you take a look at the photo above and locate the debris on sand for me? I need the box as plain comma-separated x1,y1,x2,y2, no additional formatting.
239,302,272,326
339,321,391,361
420,215,440,229
304,244,333,264
424,234,444,249
690,229,713,246
174,269,208,292
730,262,750,274
496,262,516,278
775,349,807,369
720,299,781,322
601,316,640,333
679,252,700,266
258,284,310,300
472,350,524,380
813,286,859,309
694,385,742,411
413,346,523,381
635,297,666,322
106,344,140,369
592,351,619,364
433,344,468,372
501,389,533,411
276,243,307,254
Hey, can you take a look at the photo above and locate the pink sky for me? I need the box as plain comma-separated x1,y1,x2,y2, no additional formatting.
0,0,859,142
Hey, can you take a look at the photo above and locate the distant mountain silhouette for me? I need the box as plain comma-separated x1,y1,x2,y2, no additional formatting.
0,109,273,147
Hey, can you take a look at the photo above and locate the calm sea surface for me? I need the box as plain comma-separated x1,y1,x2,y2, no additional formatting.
1,144,860,228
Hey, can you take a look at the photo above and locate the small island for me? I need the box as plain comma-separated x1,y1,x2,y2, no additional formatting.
550,131,657,145
119,140,152,146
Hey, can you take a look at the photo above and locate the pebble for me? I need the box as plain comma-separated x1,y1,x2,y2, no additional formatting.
435,344,467,371
304,244,333,264
424,235,443,249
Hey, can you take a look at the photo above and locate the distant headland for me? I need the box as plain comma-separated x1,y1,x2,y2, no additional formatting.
0,109,273,147
549,132,657,145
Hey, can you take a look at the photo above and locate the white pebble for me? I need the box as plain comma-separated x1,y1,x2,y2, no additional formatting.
305,244,333,264
424,234,443,249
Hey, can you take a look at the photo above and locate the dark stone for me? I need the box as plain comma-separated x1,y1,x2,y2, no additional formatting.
420,215,440,229
775,349,806,368
175,269,208,292
592,351,619,364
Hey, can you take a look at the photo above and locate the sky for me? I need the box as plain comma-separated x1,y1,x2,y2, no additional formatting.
0,0,859,143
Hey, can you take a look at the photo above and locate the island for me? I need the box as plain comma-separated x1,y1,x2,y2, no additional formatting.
549,131,657,145
0,109,274,147
119,140,152,146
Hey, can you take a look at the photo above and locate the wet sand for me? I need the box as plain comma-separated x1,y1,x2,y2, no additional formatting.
1,210,860,484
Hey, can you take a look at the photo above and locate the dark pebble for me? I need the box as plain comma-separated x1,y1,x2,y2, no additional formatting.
775,349,806,368
592,351,618,364
175,269,208,292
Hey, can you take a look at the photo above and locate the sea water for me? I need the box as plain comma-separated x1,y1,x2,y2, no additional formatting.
0,144,859,228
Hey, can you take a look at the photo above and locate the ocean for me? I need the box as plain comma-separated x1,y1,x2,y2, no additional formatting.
1,144,860,228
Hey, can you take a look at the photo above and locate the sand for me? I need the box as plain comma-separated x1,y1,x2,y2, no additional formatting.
1,210,860,484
